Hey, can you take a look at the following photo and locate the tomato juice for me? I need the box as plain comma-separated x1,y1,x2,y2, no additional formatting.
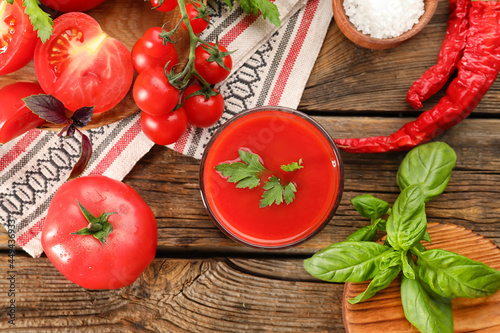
200,107,343,248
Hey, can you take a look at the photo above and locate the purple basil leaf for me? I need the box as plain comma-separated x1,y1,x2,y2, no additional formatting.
57,124,71,137
65,124,76,138
67,130,92,180
23,94,68,125
72,106,95,128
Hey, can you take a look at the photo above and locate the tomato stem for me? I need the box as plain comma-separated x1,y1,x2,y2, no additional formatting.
173,0,212,90
70,200,117,245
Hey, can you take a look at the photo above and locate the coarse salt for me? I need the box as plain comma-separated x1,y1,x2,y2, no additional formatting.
343,0,425,39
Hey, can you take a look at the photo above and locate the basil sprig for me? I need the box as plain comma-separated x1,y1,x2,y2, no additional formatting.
304,141,500,333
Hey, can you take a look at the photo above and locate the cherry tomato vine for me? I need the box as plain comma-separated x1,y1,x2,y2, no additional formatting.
161,0,233,93
133,0,235,145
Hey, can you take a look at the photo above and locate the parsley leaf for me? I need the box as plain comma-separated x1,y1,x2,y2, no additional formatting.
283,182,297,204
260,177,298,207
215,149,302,208
222,0,281,26
260,176,284,207
23,0,54,43
215,150,266,189
281,158,303,172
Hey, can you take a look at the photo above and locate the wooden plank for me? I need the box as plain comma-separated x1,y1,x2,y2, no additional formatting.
0,254,344,332
3,117,500,253
300,0,500,115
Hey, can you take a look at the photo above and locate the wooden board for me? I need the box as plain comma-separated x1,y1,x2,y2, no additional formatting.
343,223,500,333
0,0,193,131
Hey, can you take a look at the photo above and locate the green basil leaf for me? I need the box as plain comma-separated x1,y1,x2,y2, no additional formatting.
351,194,390,219
379,250,401,271
348,265,401,304
304,241,393,283
397,142,456,202
386,184,427,251
422,231,432,243
401,251,415,280
401,274,453,333
346,225,377,242
376,218,387,232
416,249,500,298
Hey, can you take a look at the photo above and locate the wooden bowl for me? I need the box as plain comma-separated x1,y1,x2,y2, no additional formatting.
332,0,438,50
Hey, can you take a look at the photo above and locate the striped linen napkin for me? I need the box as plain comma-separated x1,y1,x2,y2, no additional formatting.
0,0,333,257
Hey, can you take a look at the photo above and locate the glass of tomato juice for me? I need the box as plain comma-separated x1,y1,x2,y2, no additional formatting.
200,106,344,249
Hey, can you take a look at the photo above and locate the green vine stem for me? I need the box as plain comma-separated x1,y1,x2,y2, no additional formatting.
167,0,213,91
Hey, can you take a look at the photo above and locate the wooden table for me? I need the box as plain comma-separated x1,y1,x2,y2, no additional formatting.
2,1,500,331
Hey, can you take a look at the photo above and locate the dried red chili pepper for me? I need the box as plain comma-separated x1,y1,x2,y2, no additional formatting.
335,1,500,154
406,0,471,109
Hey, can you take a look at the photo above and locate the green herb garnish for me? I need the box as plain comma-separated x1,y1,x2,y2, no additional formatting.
259,176,297,207
304,142,500,333
215,149,266,189
221,0,281,26
215,149,303,207
21,0,53,43
281,158,303,172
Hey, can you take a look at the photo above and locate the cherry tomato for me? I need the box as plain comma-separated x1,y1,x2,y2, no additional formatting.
42,175,157,290
182,83,224,128
181,3,210,34
150,0,177,12
40,0,107,12
133,67,180,116
194,43,233,84
34,12,134,114
0,82,45,144
132,27,177,74
141,107,188,145
0,0,37,75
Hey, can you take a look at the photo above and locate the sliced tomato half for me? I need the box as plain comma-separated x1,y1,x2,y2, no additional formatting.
34,12,134,114
0,0,37,75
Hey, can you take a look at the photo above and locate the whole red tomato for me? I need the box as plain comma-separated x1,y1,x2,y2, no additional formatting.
40,0,107,12
0,82,45,144
132,27,178,74
181,3,210,34
0,0,38,75
133,67,180,116
194,43,233,84
42,176,157,290
182,83,224,128
34,12,134,114
141,107,188,145
150,0,177,12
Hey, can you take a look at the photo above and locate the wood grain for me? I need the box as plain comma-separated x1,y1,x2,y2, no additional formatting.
332,0,438,50
0,254,344,332
343,223,500,333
